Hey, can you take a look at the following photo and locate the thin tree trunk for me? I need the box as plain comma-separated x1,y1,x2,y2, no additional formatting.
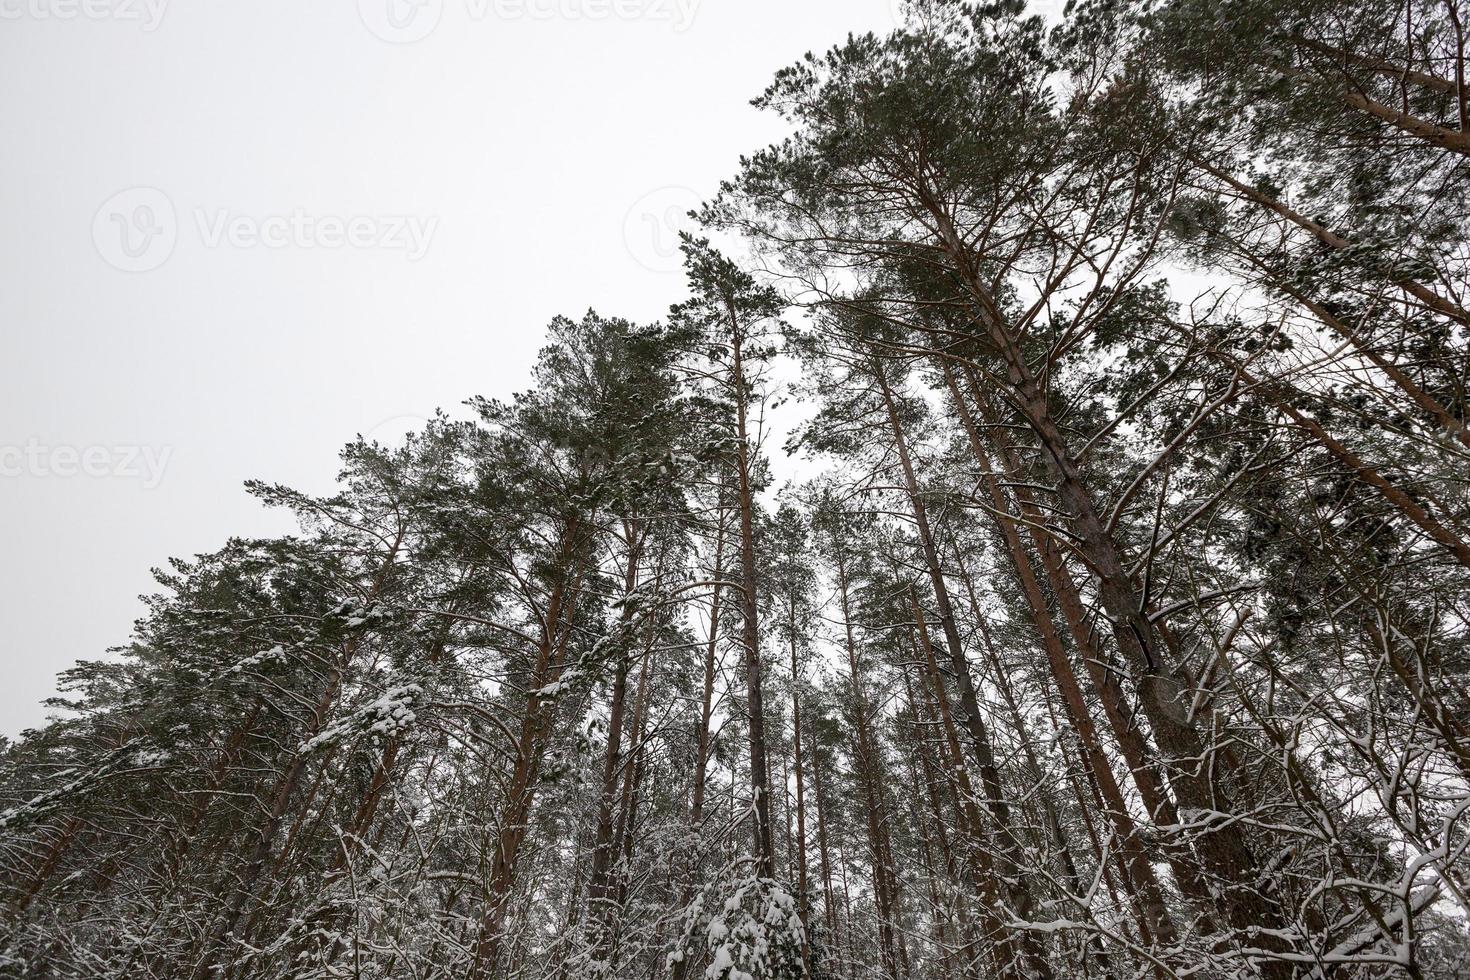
609,640,656,958
808,728,840,947
1236,250,1470,452
833,549,904,979
899,663,983,980
1189,154,1469,324
870,354,1055,979
939,361,1179,948
670,499,728,980
726,298,776,876
189,666,344,980
1232,358,1470,568
788,590,812,957
905,579,1020,978
585,520,647,958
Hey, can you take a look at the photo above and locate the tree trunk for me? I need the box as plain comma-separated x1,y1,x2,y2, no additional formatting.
585,520,647,959
788,591,812,954
870,354,1055,979
923,237,1293,966
670,500,728,980
470,519,590,979
833,549,905,979
939,360,1179,948
727,299,776,876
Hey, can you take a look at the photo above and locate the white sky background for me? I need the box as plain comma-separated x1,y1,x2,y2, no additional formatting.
0,0,1066,737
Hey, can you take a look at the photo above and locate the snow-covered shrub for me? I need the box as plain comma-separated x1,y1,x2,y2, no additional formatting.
669,875,806,980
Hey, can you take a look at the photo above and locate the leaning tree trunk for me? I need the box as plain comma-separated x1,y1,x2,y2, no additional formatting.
870,353,1056,980
921,217,1294,970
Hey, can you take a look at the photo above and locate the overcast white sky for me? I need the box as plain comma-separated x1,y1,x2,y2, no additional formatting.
0,0,1067,736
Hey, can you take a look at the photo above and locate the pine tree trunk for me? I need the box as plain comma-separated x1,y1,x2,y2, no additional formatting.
470,520,590,979
585,520,646,959
833,549,904,979
808,735,840,949
870,354,1055,979
905,584,1034,980
670,501,728,980
920,231,1294,967
899,665,984,980
1216,355,1470,568
727,300,776,877
939,361,1180,948
1188,154,1469,324
609,640,655,952
788,595,812,956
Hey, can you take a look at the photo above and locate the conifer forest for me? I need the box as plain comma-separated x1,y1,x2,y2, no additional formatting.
6,0,1470,976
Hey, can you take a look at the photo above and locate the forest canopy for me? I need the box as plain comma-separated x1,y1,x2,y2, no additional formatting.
3,0,1470,977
